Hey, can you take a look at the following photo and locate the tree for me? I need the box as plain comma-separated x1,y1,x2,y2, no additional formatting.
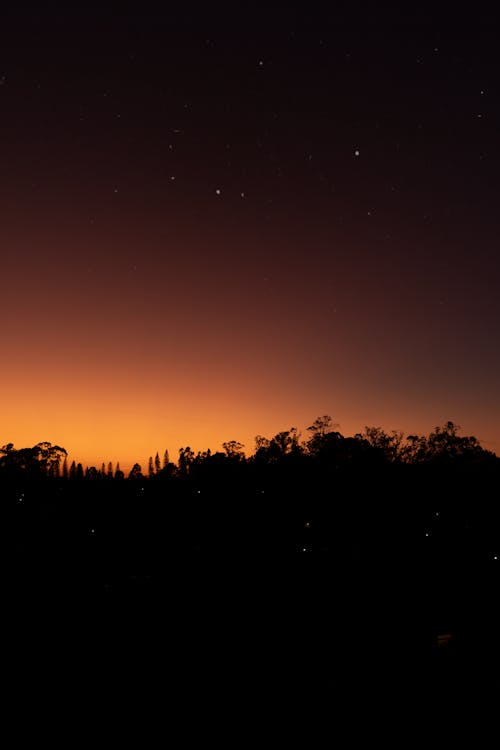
253,429,302,463
154,452,161,474
306,415,341,456
357,426,404,462
148,456,154,478
115,462,124,480
32,442,67,477
163,449,170,469
86,466,99,480
178,446,194,476
107,462,114,479
128,463,143,480
62,456,68,480
307,415,336,439
69,460,77,480
222,440,245,460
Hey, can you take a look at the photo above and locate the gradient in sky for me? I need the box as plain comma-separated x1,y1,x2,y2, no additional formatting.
1,4,499,471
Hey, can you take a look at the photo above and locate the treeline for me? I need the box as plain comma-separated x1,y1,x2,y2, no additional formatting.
1,417,497,483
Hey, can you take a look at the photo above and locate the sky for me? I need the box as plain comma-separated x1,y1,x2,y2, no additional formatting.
1,3,500,471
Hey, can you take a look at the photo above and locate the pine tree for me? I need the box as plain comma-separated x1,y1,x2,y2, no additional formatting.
69,460,77,480
107,461,113,479
163,449,169,469
62,456,68,479
154,452,161,474
148,456,154,478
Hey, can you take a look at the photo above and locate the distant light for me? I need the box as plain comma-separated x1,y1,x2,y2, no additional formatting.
197,490,201,494
91,529,95,534
170,175,176,181
215,188,221,195
494,556,498,561
240,192,245,198
305,522,311,528
435,512,439,517
258,60,264,66
425,533,429,537
354,149,360,157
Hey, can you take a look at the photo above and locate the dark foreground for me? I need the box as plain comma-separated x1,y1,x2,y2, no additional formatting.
4,479,500,716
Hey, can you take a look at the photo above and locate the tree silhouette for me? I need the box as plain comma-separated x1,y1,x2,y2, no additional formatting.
357,426,404,463
178,446,194,476
0,441,67,479
254,429,302,463
86,466,99,480
306,415,342,457
128,463,143,480
154,452,161,474
222,440,245,460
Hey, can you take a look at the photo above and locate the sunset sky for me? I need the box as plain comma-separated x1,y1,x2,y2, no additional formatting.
1,4,499,471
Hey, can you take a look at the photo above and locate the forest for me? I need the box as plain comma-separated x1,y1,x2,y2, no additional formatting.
1,416,497,482
4,417,500,695
2,417,499,568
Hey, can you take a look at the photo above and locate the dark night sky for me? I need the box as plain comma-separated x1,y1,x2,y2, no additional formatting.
1,3,499,469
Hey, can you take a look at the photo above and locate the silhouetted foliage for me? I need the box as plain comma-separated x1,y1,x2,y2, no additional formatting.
2,419,499,699
222,440,245,460
128,463,143,480
178,446,195,477
0,441,67,480
1,421,496,486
